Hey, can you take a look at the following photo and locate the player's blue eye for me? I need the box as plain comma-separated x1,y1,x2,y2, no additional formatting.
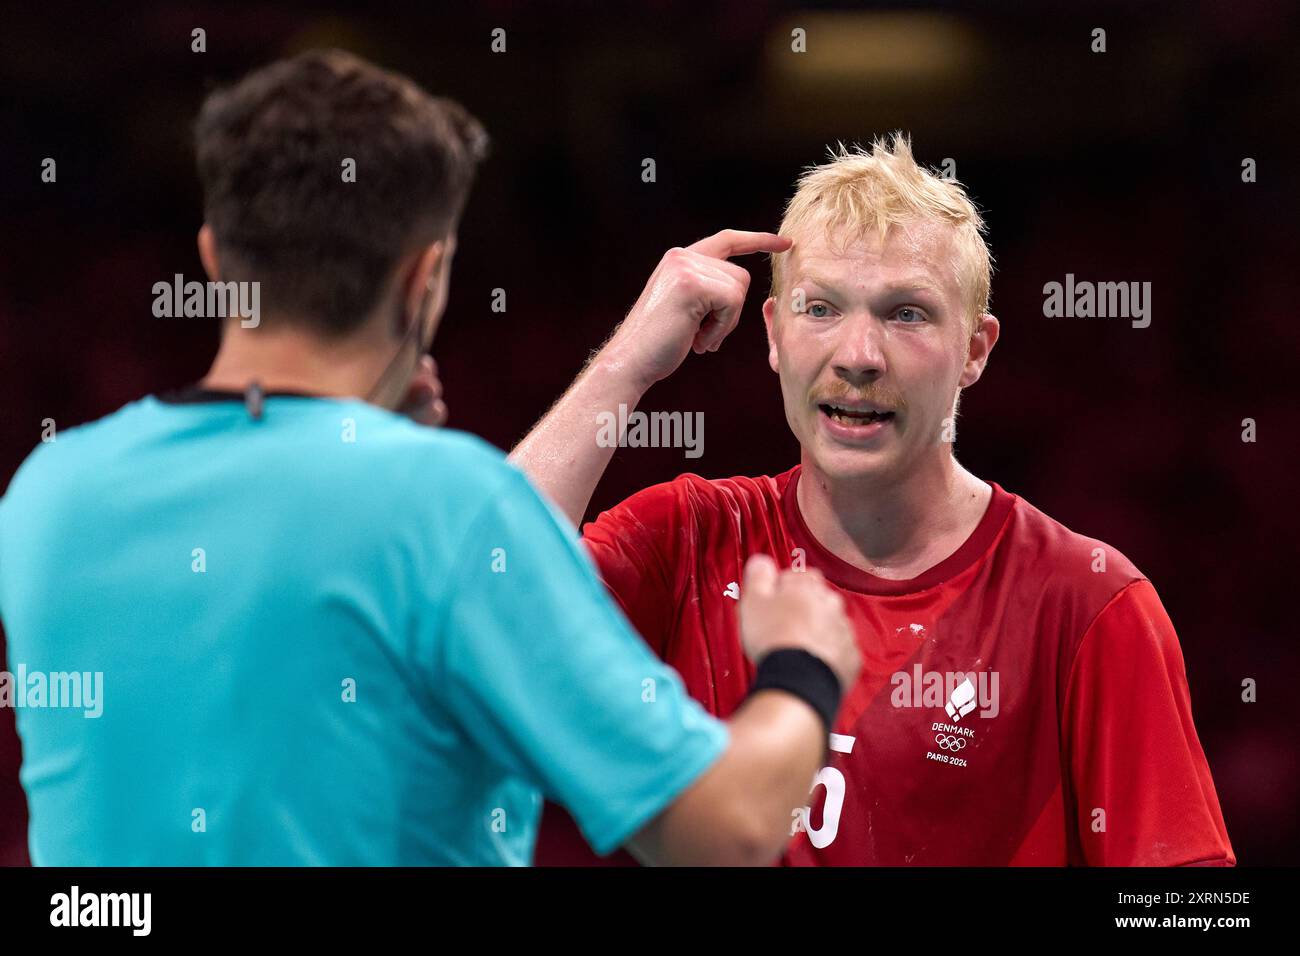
807,303,832,318
896,307,925,323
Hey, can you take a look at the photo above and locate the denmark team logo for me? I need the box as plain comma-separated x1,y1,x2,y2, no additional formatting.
945,677,978,722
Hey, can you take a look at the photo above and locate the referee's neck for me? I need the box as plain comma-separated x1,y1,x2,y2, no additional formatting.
201,317,393,403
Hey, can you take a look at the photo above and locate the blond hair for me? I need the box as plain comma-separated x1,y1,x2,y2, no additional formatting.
771,133,992,333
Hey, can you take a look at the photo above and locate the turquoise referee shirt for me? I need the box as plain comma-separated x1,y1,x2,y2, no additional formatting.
0,391,727,865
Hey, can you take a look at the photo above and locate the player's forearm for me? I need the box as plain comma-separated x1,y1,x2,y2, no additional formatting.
508,343,652,527
628,690,823,866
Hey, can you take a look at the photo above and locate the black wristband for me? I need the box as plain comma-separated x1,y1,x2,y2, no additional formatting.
748,649,842,735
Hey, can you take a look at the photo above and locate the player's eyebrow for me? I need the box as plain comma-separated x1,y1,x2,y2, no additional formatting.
792,273,943,296
790,273,843,294
886,276,943,294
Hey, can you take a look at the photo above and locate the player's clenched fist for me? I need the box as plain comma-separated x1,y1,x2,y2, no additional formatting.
737,554,860,692
604,229,792,390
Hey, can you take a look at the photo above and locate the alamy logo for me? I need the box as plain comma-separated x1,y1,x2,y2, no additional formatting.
50,886,151,936
1042,273,1151,328
595,403,703,459
152,273,260,328
0,665,103,718
890,666,999,719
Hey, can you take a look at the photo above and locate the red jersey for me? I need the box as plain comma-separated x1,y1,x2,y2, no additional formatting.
534,466,1235,866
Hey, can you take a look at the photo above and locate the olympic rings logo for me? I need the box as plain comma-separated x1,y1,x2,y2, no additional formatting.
934,734,967,751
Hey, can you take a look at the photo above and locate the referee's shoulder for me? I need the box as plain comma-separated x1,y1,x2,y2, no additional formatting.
0,398,146,496
353,409,517,488
360,408,499,458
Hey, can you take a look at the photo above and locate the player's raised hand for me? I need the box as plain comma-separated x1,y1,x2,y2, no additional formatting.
737,554,860,691
605,229,792,390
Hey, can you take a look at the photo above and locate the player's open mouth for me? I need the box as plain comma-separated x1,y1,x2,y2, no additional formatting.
817,403,896,443
818,404,895,426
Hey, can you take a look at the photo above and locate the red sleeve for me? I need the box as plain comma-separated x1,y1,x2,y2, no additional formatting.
1063,579,1235,866
580,480,692,658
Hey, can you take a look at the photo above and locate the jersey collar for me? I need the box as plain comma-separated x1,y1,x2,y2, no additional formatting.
155,385,330,404
779,465,1016,595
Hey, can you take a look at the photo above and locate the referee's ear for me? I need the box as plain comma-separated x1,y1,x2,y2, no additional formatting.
400,236,455,343
197,224,221,282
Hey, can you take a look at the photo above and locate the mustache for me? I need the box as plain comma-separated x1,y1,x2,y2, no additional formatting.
812,382,908,412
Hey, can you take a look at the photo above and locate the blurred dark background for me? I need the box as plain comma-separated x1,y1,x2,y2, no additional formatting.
2,1,1297,865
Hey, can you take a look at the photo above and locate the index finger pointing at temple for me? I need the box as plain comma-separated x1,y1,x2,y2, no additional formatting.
686,229,792,261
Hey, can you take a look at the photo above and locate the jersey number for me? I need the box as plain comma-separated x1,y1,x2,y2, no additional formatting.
803,733,855,849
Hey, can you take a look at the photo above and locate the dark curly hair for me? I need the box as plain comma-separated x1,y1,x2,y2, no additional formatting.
194,49,488,335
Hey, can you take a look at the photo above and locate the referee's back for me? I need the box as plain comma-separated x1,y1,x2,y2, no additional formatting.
0,392,727,864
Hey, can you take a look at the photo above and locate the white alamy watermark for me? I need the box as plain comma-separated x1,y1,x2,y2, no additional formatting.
890,667,999,719
596,403,703,459
1042,273,1151,328
50,886,150,936
0,665,103,718
152,273,260,328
